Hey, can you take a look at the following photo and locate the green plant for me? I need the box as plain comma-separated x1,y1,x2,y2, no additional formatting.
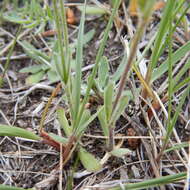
0,0,122,175
3,0,50,34
0,0,189,189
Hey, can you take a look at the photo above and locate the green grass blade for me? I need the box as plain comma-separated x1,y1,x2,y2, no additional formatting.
145,0,175,84
110,95,128,125
0,185,34,190
163,86,189,150
98,106,109,136
48,133,68,145
152,41,190,82
173,77,190,93
112,53,128,82
173,59,190,87
0,124,41,140
167,11,174,154
76,106,104,137
164,142,189,153
1,25,22,85
52,0,67,83
110,172,186,190
73,0,86,124
104,82,114,122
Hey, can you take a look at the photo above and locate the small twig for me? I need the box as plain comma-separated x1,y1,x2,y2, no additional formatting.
39,83,62,132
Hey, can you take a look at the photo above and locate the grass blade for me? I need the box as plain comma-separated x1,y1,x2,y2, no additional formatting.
145,0,175,85
152,41,190,82
73,0,86,124
98,106,109,136
110,172,186,190
0,125,41,140
104,82,114,122
0,185,34,190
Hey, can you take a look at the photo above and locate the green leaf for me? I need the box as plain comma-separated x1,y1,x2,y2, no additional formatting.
20,41,50,65
98,106,109,136
110,172,187,190
173,76,190,93
110,95,128,125
146,0,175,84
57,108,72,137
164,142,189,153
48,133,68,145
0,125,41,140
25,70,45,84
98,56,109,89
110,148,132,158
82,29,95,46
19,65,43,73
104,82,114,122
47,69,60,83
112,53,127,82
78,109,91,128
152,33,190,83
76,106,104,137
78,147,102,172
173,59,190,86
77,5,107,15
73,0,86,124
71,29,96,49
0,185,34,190
0,76,4,88
3,13,31,24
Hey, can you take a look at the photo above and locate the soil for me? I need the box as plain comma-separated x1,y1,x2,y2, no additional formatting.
0,1,189,190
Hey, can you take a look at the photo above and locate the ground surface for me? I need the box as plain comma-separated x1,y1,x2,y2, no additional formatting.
0,1,189,190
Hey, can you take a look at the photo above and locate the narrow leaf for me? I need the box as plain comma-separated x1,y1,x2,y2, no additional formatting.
98,106,109,136
98,56,109,89
152,41,190,82
19,65,43,74
76,106,104,137
104,82,114,122
48,133,68,145
0,185,34,190
0,125,41,140
110,95,128,124
73,0,86,124
57,108,72,137
110,172,187,190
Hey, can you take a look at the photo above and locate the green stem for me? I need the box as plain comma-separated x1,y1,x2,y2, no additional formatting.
110,172,186,190
53,0,68,83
